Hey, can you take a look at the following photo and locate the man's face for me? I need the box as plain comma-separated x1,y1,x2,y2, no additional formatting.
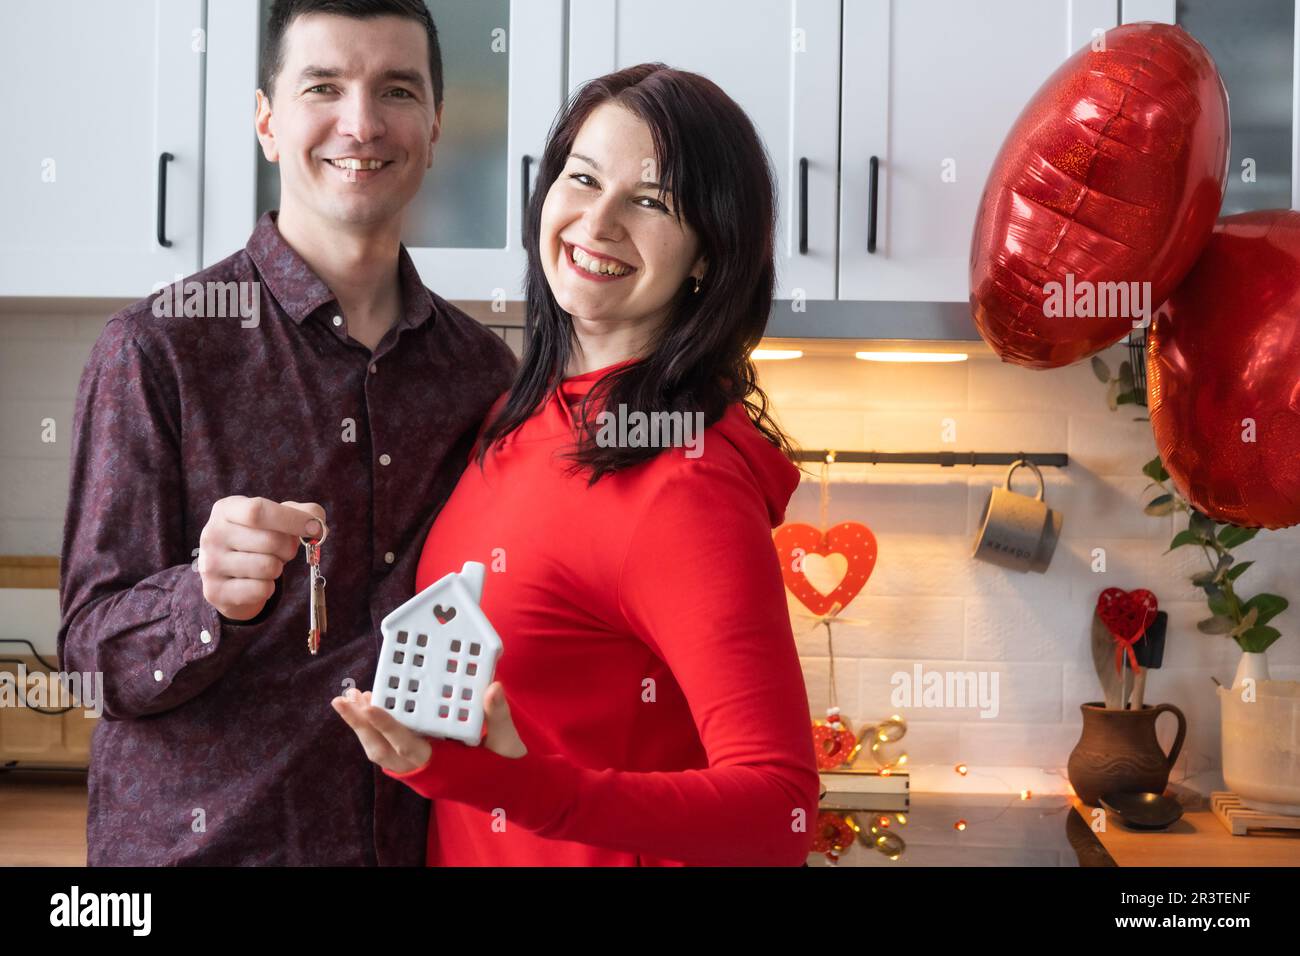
255,13,441,229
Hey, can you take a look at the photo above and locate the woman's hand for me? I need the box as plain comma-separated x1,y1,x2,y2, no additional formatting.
331,682,527,774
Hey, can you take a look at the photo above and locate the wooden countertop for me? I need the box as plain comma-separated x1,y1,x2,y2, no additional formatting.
1069,791,1300,866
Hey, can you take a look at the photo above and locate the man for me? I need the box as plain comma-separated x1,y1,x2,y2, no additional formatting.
58,0,517,865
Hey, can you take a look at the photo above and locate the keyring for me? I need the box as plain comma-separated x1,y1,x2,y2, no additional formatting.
299,520,328,548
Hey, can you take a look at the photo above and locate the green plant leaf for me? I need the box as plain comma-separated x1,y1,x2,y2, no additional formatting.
1208,591,1234,618
1118,360,1134,388
1091,356,1111,383
1145,494,1175,516
1218,525,1259,549
1238,625,1282,653
1197,615,1238,635
1168,529,1201,552
1142,456,1169,483
1116,391,1138,405
1225,561,1255,582
1242,593,1289,627
1229,606,1259,636
1188,510,1217,542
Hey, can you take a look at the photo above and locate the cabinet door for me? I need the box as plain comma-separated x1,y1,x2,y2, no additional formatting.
838,0,1117,302
1123,0,1296,213
568,0,841,301
205,0,564,302
0,0,204,297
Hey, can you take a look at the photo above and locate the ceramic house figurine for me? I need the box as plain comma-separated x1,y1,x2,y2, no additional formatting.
373,560,503,745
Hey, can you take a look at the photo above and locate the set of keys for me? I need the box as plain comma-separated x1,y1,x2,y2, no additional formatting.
300,525,327,655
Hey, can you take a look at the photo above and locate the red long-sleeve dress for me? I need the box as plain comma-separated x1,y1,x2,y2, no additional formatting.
383,358,819,866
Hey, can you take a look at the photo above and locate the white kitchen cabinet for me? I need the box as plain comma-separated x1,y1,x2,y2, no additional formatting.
567,0,841,301
837,0,1118,302
204,0,565,302
0,0,204,297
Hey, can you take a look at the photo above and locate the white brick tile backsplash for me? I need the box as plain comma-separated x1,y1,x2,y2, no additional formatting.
791,596,965,660
768,406,866,452
4,309,1298,780
956,722,1080,768
968,343,1127,412
0,400,77,459
801,656,861,720
755,353,969,411
964,595,1089,663
0,338,95,400
1063,538,1206,604
858,659,1061,724
789,474,969,535
0,457,70,520
762,343,1300,778
875,720,964,765
0,518,64,556
1068,411,1160,477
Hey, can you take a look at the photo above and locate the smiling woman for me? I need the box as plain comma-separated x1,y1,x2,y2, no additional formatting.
348,64,820,868
479,63,794,482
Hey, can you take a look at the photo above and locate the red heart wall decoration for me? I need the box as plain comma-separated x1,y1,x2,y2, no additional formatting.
774,522,879,617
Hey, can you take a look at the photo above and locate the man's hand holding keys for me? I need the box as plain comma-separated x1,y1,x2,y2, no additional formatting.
198,496,327,622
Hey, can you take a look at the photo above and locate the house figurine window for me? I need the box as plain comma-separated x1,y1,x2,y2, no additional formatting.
373,560,503,745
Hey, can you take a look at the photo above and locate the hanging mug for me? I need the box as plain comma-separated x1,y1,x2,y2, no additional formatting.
972,459,1062,574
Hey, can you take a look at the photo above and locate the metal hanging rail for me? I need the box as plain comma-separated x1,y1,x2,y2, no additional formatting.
791,450,1069,467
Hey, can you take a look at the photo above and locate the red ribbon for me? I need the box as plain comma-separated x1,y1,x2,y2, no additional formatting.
1112,621,1147,676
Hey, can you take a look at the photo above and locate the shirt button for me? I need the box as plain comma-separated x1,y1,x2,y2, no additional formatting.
369,363,378,375
153,669,164,682
384,551,395,564
379,453,392,466
200,629,212,645
332,315,343,327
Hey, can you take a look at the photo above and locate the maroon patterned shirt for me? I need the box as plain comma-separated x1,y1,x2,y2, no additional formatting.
58,210,518,865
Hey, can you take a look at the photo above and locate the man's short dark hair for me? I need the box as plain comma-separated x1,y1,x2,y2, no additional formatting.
260,0,444,110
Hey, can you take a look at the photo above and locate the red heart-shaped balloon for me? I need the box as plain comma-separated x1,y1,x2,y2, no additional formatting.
1148,209,1300,530
1097,588,1159,642
774,522,878,617
970,22,1229,368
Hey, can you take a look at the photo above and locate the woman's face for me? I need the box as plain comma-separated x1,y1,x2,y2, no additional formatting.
539,102,706,334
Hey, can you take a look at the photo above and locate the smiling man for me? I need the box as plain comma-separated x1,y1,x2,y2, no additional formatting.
58,0,517,865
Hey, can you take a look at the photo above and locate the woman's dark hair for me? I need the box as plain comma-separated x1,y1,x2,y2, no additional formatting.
260,0,444,111
475,62,797,484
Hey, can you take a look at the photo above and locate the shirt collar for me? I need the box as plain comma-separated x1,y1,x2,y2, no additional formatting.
555,357,643,432
245,210,435,330
557,357,643,405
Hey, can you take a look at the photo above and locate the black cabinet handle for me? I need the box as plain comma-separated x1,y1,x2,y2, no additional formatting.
521,154,533,245
798,157,809,255
157,152,174,248
867,155,879,254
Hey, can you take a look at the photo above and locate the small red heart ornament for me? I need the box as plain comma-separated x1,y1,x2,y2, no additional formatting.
811,811,858,857
774,522,878,617
811,712,860,770
1097,588,1159,675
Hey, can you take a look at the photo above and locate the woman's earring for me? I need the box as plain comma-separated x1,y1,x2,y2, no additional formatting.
692,276,702,294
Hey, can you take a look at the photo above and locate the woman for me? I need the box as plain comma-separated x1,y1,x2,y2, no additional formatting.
332,63,819,866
